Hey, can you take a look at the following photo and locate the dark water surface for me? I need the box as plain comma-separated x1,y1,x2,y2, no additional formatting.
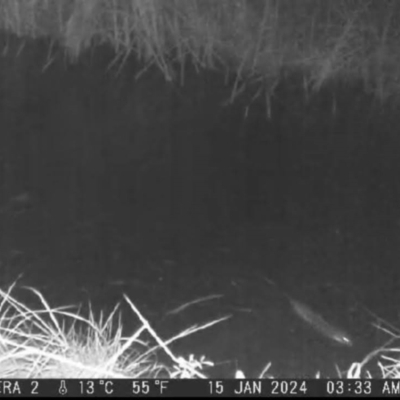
11,220,399,379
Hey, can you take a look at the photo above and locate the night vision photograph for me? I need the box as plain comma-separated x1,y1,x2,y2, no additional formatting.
0,0,400,386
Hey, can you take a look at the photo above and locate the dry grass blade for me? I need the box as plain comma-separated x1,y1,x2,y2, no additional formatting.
123,293,230,378
165,294,223,316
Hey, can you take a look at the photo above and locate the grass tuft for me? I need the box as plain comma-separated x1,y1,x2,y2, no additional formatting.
0,281,228,378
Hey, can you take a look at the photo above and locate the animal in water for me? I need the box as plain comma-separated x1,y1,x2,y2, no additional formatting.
262,276,353,347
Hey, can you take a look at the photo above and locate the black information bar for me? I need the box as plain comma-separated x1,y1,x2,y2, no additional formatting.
0,379,399,397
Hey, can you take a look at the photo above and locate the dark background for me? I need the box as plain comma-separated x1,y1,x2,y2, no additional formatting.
0,36,399,378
